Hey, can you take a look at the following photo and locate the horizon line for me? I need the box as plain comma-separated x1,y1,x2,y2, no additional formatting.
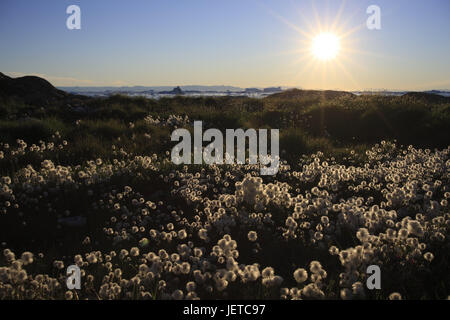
3,72,450,92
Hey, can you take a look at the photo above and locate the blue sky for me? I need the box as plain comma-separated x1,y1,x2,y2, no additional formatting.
1,0,449,90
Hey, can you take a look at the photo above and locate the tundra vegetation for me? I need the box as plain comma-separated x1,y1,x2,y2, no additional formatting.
0,87,449,300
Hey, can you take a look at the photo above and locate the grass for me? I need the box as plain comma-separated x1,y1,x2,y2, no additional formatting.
0,90,448,300
2,90,449,162
0,90,449,183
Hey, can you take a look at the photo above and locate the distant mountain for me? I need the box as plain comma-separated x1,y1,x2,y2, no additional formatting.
59,85,246,94
58,85,286,96
5,72,450,103
245,88,263,93
263,87,282,93
158,86,184,95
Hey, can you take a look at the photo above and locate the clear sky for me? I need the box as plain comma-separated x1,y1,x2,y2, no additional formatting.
1,0,449,90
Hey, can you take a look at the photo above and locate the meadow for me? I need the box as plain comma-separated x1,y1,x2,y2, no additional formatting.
0,89,449,300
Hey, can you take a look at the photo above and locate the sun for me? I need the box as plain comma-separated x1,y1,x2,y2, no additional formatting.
263,1,366,88
311,33,340,61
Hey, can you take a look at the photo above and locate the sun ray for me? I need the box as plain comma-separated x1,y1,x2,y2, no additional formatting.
335,60,360,90
340,47,388,59
311,1,324,33
331,0,347,30
339,22,367,39
256,1,311,39
258,0,390,90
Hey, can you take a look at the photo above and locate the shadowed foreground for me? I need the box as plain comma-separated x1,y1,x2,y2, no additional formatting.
0,75,449,300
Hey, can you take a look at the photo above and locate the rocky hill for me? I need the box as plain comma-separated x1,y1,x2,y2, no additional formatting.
0,72,87,106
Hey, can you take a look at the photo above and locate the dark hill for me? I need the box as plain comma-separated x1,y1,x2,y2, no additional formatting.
0,72,86,106
0,72,11,81
267,88,355,100
402,91,450,103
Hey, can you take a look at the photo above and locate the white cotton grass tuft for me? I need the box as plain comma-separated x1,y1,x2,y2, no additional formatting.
0,138,448,300
293,268,308,283
388,292,402,300
248,231,258,242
